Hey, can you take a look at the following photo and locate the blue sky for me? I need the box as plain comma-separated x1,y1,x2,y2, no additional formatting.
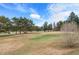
0,3,79,26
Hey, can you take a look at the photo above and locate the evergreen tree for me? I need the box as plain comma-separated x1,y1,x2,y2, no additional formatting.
55,21,63,31
43,21,48,32
48,23,52,31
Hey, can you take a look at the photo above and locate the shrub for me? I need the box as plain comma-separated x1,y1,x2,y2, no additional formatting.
0,29,6,33
61,21,79,48
62,32,79,48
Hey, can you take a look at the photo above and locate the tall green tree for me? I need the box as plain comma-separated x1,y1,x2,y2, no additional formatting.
43,21,48,32
0,16,12,34
48,23,52,31
4,18,12,34
66,12,79,25
12,17,20,34
55,21,63,31
12,17,34,34
65,12,79,28
67,12,76,22
26,19,34,31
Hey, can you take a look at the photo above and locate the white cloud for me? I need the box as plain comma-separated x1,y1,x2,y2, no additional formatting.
47,4,79,24
49,11,71,23
47,4,65,13
15,4,26,12
30,13,41,19
47,4,67,24
29,8,43,20
47,4,79,13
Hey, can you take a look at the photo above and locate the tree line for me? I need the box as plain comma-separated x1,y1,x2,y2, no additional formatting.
0,16,53,34
0,12,79,34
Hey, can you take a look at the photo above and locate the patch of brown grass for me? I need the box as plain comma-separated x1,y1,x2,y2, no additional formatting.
0,39,24,54
28,40,75,55
0,32,77,55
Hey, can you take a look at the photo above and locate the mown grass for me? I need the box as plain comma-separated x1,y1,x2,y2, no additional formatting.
3,32,63,55
31,34,62,42
0,32,75,55
0,32,15,37
0,34,13,37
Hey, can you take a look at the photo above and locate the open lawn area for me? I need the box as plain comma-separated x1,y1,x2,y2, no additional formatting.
0,31,78,55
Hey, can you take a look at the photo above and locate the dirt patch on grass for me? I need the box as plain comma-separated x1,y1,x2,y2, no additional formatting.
31,47,74,55
0,32,77,55
30,41,75,55
0,38,24,54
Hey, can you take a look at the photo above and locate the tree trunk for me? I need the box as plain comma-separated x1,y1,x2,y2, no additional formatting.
8,31,10,34
15,31,17,34
19,30,21,34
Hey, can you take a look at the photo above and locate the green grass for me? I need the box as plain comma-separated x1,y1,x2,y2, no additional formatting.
31,34,62,41
4,32,62,54
0,34,13,37
1,32,78,55
0,32,15,37
0,32,66,55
